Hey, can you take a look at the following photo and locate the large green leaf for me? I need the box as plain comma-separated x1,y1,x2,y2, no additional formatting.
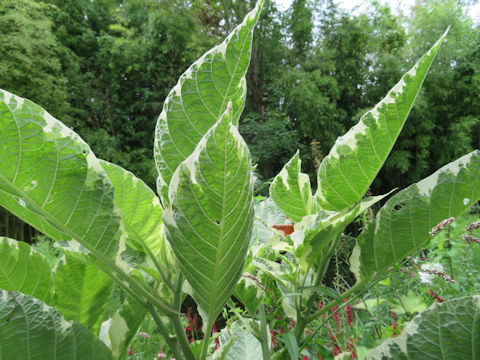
0,290,113,359
154,0,263,205
0,89,173,316
350,151,480,284
0,237,53,303
53,252,113,335
315,30,448,211
270,150,316,222
0,89,126,262
163,106,254,324
367,295,480,359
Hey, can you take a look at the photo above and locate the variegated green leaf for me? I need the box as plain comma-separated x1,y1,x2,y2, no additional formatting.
0,89,174,317
53,252,113,335
0,89,126,262
234,276,264,316
295,194,389,267
270,150,316,222
104,297,147,360
350,151,480,284
214,327,263,360
154,0,263,205
163,106,254,325
367,296,480,360
250,197,288,247
315,30,448,211
0,237,53,303
0,290,113,359
100,160,164,256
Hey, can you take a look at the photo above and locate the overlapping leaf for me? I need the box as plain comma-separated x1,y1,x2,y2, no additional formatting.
163,107,254,323
293,194,389,268
0,89,126,261
350,151,480,284
315,30,448,211
154,0,263,205
0,237,53,303
367,296,480,359
104,297,147,360
100,160,165,257
54,252,113,335
270,150,316,222
0,290,113,359
250,197,289,247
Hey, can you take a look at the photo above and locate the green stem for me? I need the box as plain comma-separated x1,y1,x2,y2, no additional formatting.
259,303,271,360
169,274,196,360
146,303,185,360
305,282,361,324
138,233,174,291
92,256,177,317
199,318,214,360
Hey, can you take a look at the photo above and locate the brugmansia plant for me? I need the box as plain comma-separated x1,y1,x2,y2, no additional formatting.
0,1,479,359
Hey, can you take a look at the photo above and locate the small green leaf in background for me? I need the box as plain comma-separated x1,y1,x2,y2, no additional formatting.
234,276,265,316
270,150,316,222
390,291,427,315
214,327,263,360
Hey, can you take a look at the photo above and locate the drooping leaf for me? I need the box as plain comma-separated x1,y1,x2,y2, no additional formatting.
0,237,53,303
0,89,126,262
154,0,263,205
163,106,254,324
270,150,316,222
367,296,480,359
350,151,480,284
53,252,113,335
0,290,113,359
315,30,448,211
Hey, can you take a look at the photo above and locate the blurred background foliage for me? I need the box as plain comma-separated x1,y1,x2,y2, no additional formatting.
1,0,479,240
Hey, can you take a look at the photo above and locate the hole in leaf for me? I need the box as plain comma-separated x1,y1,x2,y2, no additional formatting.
215,220,221,225
393,203,405,211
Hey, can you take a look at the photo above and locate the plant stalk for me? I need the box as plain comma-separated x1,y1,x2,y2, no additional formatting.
170,274,196,360
146,303,185,360
259,303,271,360
199,318,214,360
